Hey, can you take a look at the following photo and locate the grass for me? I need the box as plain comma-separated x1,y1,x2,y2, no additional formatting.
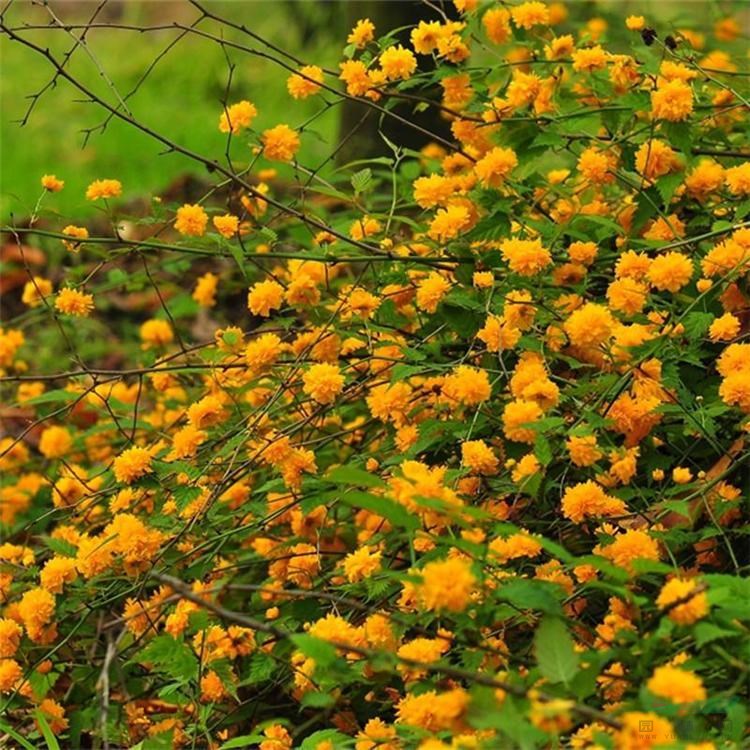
0,1,343,220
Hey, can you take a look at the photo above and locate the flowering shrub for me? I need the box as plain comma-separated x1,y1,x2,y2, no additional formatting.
1,2,750,748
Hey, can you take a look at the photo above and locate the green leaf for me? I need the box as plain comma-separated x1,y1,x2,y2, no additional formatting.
227,241,248,280
300,730,349,749
337,489,419,531
0,718,38,750
662,121,692,154
534,434,553,466
136,635,199,681
301,690,336,708
682,311,714,339
34,710,61,750
220,735,264,749
240,650,277,686
290,633,339,667
656,172,683,206
351,167,372,194
41,535,78,558
693,622,738,648
496,579,563,615
534,617,579,685
327,464,386,488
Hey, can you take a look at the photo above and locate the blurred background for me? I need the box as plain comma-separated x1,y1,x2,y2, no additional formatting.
0,0,741,221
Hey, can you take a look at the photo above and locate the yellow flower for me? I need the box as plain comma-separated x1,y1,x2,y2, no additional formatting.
500,238,551,276
512,453,540,482
647,252,693,292
19,586,55,638
599,529,660,575
419,556,475,612
474,146,517,187
0,618,22,658
415,271,451,313
561,481,627,523
347,18,375,48
564,303,614,348
174,203,208,236
246,332,282,372
709,312,740,341
287,65,324,99
725,163,750,196
651,79,693,121
607,278,648,316
212,214,239,238
545,34,574,60
140,319,174,348
379,45,417,81
61,224,89,251
626,15,645,31
461,439,499,475
615,712,674,749
339,60,372,97
39,425,72,459
342,546,382,582
356,718,397,750
218,100,257,134
482,7,511,43
672,466,693,484
55,287,94,317
477,314,520,352
443,365,491,406
192,272,218,308
413,174,455,208
21,276,53,308
40,556,77,594
247,279,284,317
41,174,64,191
200,670,227,703
635,140,681,180
302,362,345,404
511,2,549,30
0,659,22,693
186,395,225,429
685,160,724,199
571,45,609,72
657,577,708,624
428,204,472,241
262,124,300,162
112,446,153,484
490,531,542,562
578,147,617,184
647,665,706,703
566,434,602,467
85,178,121,200
502,399,542,443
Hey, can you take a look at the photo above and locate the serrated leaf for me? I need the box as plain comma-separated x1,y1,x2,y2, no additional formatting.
135,635,199,681
240,650,277,686
656,172,683,206
682,311,713,338
534,617,579,685
351,167,372,193
534,434,553,466
42,535,78,558
693,622,738,647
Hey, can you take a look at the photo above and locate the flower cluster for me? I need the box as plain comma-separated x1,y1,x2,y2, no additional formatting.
2,2,749,748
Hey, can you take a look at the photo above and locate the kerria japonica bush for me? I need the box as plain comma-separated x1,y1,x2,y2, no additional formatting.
1,1,749,748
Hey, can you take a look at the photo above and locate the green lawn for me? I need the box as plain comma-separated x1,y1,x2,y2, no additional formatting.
0,1,342,220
